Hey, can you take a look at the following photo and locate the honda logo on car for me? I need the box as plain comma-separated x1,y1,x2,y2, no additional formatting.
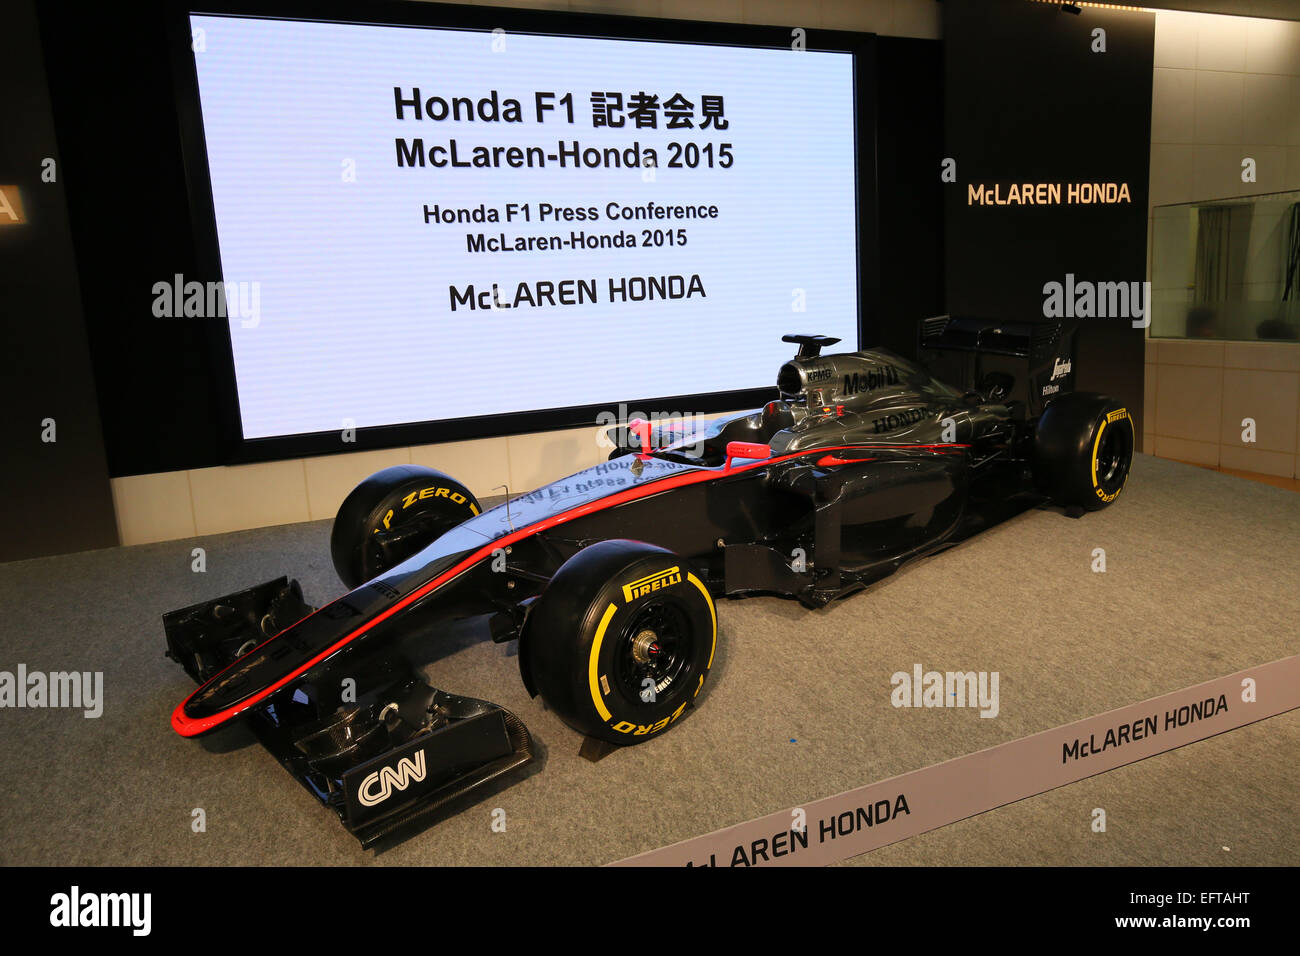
358,750,427,807
622,567,682,603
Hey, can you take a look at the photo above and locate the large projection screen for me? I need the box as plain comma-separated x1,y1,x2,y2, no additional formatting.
185,11,861,444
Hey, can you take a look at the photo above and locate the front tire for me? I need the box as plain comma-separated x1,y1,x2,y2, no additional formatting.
521,540,717,745
1034,393,1134,510
330,465,480,589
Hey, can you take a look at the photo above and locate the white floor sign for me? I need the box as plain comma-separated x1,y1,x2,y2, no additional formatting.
611,655,1300,867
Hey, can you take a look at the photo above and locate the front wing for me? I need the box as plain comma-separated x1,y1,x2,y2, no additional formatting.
163,577,535,848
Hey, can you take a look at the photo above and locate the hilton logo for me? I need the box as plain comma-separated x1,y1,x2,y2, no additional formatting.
622,567,682,603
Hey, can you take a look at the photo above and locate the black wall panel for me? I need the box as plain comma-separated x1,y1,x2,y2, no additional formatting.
0,0,119,562
944,0,1153,437
872,35,945,357
37,2,230,479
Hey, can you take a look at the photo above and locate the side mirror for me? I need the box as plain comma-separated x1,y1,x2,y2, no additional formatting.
725,441,772,469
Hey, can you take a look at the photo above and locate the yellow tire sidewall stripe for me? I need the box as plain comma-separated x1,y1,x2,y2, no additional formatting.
1092,410,1131,492
588,602,619,722
1091,418,1107,487
687,572,717,670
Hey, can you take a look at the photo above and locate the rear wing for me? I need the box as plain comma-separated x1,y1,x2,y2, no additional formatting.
918,315,1077,416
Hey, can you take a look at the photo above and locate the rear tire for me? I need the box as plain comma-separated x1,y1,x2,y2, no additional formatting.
521,540,717,745
330,465,480,589
1034,393,1134,511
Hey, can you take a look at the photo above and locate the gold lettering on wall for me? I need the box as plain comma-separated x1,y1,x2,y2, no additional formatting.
966,182,1131,206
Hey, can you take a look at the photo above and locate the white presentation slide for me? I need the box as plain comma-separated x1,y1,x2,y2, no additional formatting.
189,14,859,440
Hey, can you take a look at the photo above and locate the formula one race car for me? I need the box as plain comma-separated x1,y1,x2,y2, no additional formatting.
164,318,1133,846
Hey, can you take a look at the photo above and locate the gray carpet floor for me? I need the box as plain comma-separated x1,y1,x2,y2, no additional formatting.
0,453,1296,866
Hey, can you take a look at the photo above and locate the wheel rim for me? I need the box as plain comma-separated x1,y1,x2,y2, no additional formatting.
613,602,693,705
1096,425,1130,492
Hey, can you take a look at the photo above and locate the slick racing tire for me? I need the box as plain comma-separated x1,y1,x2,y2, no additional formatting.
1034,393,1134,511
330,465,480,589
522,540,717,745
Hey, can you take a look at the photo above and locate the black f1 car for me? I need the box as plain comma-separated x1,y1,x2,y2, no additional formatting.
165,318,1133,846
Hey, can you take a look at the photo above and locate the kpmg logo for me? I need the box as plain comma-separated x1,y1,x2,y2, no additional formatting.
357,750,427,807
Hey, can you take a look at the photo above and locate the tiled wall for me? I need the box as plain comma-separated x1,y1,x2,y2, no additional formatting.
1148,11,1300,205
1145,10,1300,479
108,0,942,547
112,426,615,545
1144,338,1300,477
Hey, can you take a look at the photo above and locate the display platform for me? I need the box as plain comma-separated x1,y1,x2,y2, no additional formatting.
0,453,1295,866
